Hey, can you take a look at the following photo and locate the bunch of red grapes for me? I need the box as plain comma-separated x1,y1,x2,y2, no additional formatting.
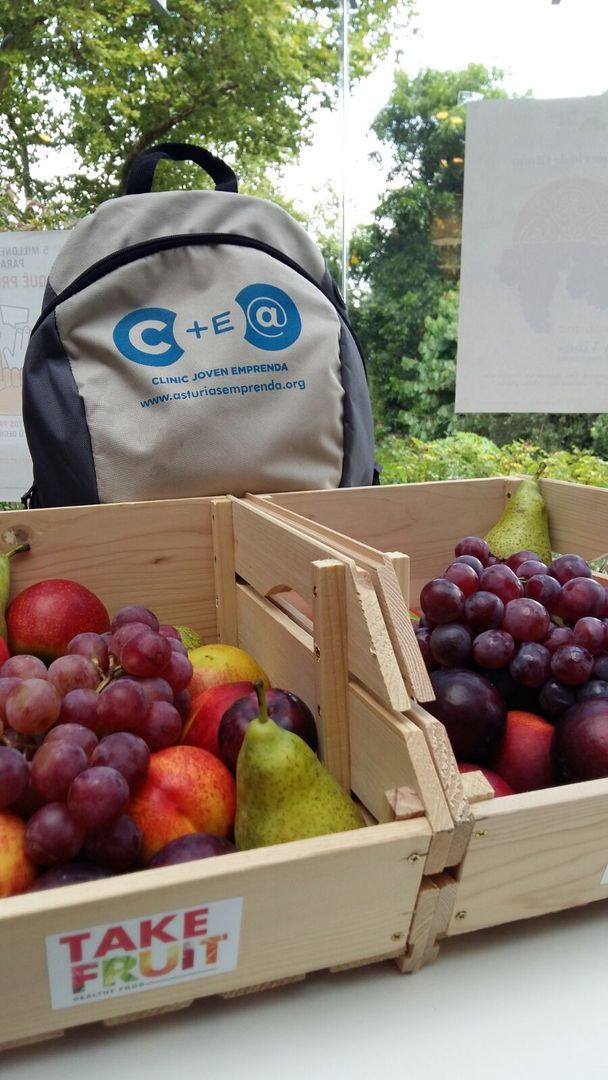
415,537,608,720
0,605,193,884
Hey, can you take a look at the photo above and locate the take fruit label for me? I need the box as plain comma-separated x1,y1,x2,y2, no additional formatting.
45,897,243,1009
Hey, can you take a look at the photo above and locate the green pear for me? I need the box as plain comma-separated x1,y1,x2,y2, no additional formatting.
0,543,30,641
235,682,365,850
484,476,552,564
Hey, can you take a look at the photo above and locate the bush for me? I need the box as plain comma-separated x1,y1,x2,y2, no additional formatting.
375,431,608,487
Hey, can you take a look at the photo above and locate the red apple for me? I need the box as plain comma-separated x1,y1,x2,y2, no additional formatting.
490,710,559,793
127,744,236,862
187,644,269,700
217,688,318,774
180,681,256,757
458,762,514,797
7,579,110,663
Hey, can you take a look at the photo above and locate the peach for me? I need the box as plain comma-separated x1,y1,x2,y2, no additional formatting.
127,745,236,862
0,810,37,897
187,644,269,700
490,710,559,793
180,681,256,758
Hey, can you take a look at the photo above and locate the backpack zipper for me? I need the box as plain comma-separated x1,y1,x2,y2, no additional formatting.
33,232,344,333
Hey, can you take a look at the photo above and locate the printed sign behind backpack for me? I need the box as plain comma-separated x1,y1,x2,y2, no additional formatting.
21,143,377,507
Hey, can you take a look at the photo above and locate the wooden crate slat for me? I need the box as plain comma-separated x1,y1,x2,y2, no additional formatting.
447,780,608,934
230,498,410,712
0,498,217,639
0,820,429,1049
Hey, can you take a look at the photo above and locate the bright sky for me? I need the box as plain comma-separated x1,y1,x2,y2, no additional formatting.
283,0,608,227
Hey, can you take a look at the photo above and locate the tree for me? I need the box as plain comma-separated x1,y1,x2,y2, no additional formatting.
349,64,507,430
0,0,406,227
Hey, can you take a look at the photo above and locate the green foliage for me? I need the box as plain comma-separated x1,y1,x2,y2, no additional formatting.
350,65,507,430
0,0,404,225
386,288,605,452
375,431,608,487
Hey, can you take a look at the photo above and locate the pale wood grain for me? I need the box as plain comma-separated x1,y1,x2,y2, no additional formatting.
231,499,410,711
0,820,430,1049
0,498,218,639
312,560,351,791
211,496,238,643
447,779,608,935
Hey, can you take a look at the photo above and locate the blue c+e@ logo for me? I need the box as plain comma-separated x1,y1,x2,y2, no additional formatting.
235,283,301,352
113,307,183,367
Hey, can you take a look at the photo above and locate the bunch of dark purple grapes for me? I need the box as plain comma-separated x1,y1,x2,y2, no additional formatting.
415,537,608,719
0,604,194,877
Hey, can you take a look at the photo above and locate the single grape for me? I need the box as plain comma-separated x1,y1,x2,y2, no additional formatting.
548,553,591,585
84,814,143,872
58,687,100,731
0,677,22,722
96,678,147,735
0,655,47,680
31,741,88,802
168,637,188,656
593,653,608,681
577,680,608,702
479,564,525,604
158,650,193,693
67,765,130,830
429,623,473,668
25,802,85,866
67,632,109,672
120,629,172,678
506,550,542,573
515,559,548,579
442,563,480,598
173,688,192,723
558,577,606,622
573,616,608,656
0,746,29,808
415,627,436,671
454,536,490,564
452,554,484,576
111,605,160,632
463,590,505,633
538,677,576,718
158,624,181,640
525,574,562,614
139,700,183,751
509,642,552,687
26,862,111,891
420,579,465,624
89,731,150,790
502,597,551,643
109,621,154,660
47,654,100,696
550,643,594,686
137,676,174,707
543,625,574,655
5,678,61,736
44,722,99,757
472,628,515,669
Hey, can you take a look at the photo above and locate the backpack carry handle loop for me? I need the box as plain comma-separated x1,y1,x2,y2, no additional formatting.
125,142,238,195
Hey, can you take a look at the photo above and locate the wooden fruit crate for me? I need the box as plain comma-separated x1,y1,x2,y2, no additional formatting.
250,477,608,964
0,496,452,1052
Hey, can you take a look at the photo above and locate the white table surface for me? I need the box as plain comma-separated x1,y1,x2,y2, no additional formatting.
2,901,606,1080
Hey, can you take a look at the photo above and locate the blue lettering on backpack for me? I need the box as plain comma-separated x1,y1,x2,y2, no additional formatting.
235,284,301,352
113,307,184,367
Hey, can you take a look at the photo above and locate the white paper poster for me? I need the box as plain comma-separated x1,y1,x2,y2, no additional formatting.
456,95,608,413
0,230,69,501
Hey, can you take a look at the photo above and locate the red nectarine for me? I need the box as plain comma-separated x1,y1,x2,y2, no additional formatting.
180,681,256,758
490,710,559,793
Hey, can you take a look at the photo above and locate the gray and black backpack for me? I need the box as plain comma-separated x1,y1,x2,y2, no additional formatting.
22,142,378,508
